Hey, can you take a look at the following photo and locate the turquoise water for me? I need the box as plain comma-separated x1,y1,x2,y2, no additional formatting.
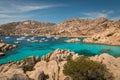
0,36,120,64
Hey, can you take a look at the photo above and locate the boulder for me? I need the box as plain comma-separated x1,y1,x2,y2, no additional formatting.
27,60,59,80
42,49,78,62
0,40,16,56
90,53,120,80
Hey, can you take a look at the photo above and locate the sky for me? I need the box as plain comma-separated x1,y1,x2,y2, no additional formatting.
0,0,120,24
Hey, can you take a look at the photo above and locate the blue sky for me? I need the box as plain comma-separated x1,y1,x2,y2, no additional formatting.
0,0,120,24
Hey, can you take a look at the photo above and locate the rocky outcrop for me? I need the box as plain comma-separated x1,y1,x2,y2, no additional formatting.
41,49,79,62
0,49,79,80
90,53,120,80
0,62,30,80
0,40,16,56
0,49,120,80
65,38,80,43
84,20,120,46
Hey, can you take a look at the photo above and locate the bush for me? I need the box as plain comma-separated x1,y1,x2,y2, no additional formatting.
23,64,34,72
63,56,113,80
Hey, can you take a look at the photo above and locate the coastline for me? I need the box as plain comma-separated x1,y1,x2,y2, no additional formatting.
1,35,120,46
0,49,120,80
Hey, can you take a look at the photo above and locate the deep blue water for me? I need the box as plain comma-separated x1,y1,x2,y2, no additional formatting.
0,36,120,64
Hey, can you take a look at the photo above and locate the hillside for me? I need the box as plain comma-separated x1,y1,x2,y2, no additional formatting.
0,18,120,45
0,20,56,36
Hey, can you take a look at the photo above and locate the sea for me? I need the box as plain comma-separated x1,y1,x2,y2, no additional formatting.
0,36,120,64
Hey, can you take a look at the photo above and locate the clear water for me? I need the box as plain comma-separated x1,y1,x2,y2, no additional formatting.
0,36,120,64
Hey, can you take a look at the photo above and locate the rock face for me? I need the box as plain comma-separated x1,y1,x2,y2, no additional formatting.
41,49,79,61
0,20,55,36
0,40,16,56
0,63,30,80
0,49,120,80
0,49,79,80
83,20,120,45
90,53,120,80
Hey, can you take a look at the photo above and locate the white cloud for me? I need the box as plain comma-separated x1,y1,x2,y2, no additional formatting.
83,12,108,18
0,14,13,18
0,4,62,13
0,1,64,24
111,16,120,20
0,14,31,24
17,5,62,12
82,11,114,19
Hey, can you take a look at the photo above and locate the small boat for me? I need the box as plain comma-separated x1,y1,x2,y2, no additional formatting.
54,37,59,40
14,41,20,44
44,39,48,42
41,38,45,40
16,36,26,40
30,40,38,43
26,39,31,42
30,37,35,40
46,36,51,38
39,40,43,42
5,36,10,39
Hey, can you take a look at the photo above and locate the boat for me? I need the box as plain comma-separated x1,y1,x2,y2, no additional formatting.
16,36,26,40
14,41,20,44
39,40,43,42
54,37,59,40
26,39,31,42
5,36,10,39
30,37,35,40
46,36,51,38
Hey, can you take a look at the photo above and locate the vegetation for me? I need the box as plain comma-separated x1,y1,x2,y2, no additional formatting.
63,56,113,80
23,64,34,72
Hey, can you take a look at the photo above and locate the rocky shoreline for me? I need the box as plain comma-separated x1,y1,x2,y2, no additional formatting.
0,49,120,80
0,40,16,56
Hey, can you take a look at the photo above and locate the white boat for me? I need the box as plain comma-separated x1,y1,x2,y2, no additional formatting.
41,38,45,40
39,40,43,42
5,36,10,39
44,39,48,42
54,37,59,40
46,36,51,38
30,37,35,40
16,36,26,40
30,40,38,43
14,41,20,44
26,39,31,42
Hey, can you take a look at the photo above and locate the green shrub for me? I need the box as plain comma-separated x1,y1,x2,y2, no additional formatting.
23,64,34,72
63,56,113,80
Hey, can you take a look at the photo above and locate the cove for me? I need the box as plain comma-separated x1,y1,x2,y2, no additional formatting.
0,36,120,64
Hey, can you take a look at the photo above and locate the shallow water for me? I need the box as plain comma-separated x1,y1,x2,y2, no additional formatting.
0,36,120,64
